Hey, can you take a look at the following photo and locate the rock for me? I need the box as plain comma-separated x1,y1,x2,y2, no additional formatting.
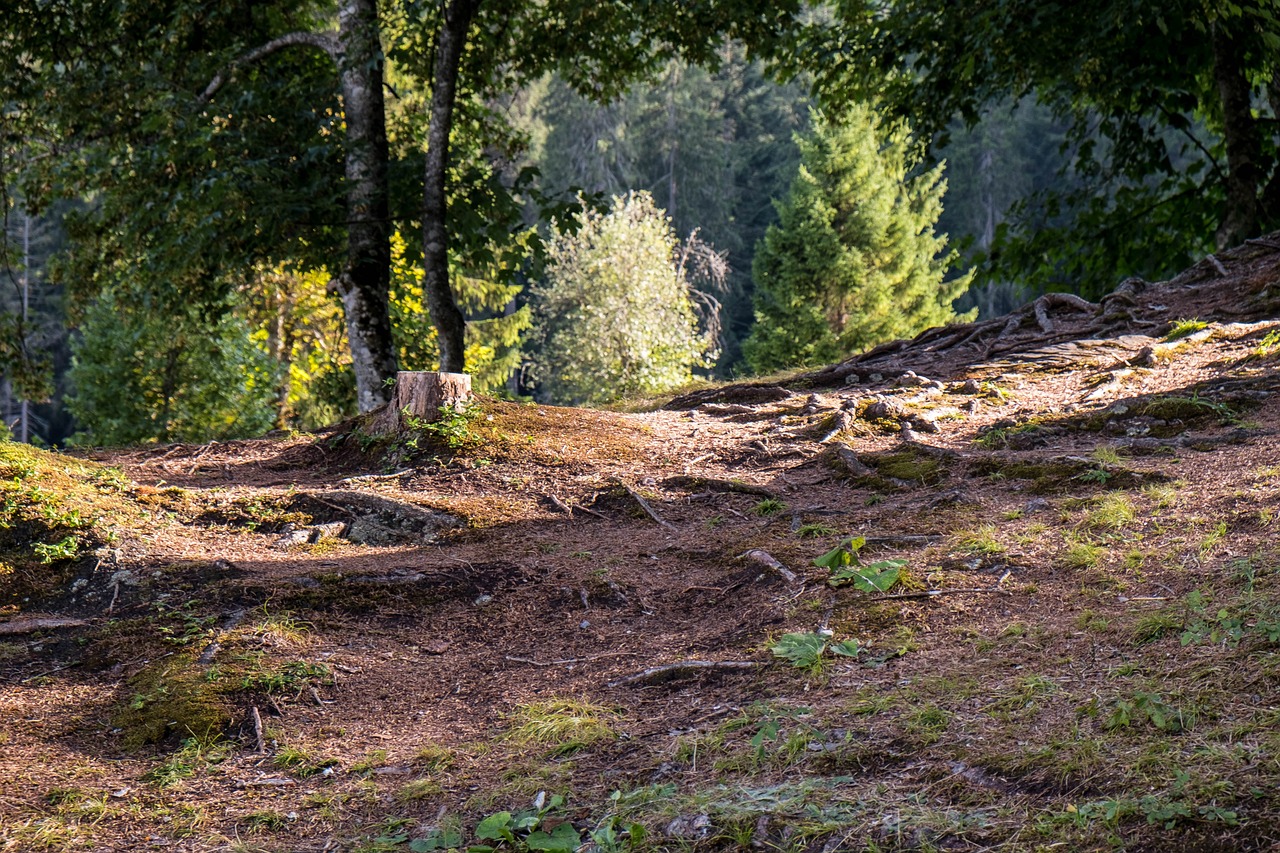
1024,498,1051,513
963,399,981,413
276,524,313,549
927,489,977,509
343,517,403,546
862,398,906,421
309,521,347,542
665,814,712,839
1129,346,1158,367
910,415,941,434
958,379,982,394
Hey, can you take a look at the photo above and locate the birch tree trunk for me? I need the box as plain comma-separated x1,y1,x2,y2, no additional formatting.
336,0,398,412
422,0,481,374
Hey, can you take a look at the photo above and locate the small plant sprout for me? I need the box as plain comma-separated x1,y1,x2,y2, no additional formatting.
954,524,1005,556
1090,445,1124,466
796,521,837,538
814,536,907,591
753,497,787,516
768,632,860,672
1254,328,1280,356
1164,317,1208,341
1084,493,1136,530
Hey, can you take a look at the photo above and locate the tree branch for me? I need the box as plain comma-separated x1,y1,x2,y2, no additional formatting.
199,32,340,104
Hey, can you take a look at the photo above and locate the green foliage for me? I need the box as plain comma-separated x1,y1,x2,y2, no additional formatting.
67,289,276,445
769,632,860,671
815,535,908,592
402,404,485,452
1164,318,1209,341
796,0,1280,294
466,794,583,853
743,106,973,373
504,699,620,754
753,497,786,516
531,51,810,370
388,233,533,394
1106,692,1194,733
530,192,716,404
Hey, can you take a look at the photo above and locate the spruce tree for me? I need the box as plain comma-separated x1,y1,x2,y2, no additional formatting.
743,106,972,373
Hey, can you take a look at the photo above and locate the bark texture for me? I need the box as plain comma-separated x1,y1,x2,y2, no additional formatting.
1211,20,1265,251
422,0,481,374
337,0,398,411
374,371,472,433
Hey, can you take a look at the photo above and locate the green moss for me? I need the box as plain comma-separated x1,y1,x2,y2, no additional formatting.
111,652,232,750
0,442,144,605
874,451,945,484
1140,396,1236,424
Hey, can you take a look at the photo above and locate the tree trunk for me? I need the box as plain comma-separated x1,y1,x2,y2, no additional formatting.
337,0,398,412
1211,20,1265,250
374,371,472,433
422,0,480,374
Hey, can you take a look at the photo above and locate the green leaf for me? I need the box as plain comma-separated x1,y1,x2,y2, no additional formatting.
525,823,581,852
770,632,827,669
852,563,903,593
813,535,866,569
475,812,513,841
410,826,464,851
829,639,861,657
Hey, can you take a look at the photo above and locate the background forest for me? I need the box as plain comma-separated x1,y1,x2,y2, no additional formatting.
3,1,1278,446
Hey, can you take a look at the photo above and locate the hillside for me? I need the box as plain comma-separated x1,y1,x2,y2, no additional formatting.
5,236,1280,851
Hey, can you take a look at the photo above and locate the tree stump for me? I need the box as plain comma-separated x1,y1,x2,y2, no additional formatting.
374,371,472,434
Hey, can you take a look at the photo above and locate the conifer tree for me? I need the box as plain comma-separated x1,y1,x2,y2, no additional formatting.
743,106,972,373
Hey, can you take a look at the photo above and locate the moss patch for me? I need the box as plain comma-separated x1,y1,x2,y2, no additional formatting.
972,456,1154,493
0,442,140,606
111,652,233,750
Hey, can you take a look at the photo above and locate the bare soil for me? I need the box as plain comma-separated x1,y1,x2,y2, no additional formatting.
6,237,1280,851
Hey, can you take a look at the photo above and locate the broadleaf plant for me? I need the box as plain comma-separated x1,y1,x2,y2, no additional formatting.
816,536,908,592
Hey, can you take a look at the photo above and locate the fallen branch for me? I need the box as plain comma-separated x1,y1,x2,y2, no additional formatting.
506,651,640,667
1207,254,1229,277
251,706,266,753
661,475,778,498
616,480,675,529
0,616,89,635
338,469,414,484
609,660,757,687
868,587,1013,601
739,549,799,583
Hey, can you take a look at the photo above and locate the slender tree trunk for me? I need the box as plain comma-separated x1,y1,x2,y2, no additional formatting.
422,0,480,374
336,0,398,411
1263,68,1280,224
1211,20,1264,250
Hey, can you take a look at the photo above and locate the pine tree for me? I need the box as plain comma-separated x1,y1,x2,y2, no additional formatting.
743,106,973,373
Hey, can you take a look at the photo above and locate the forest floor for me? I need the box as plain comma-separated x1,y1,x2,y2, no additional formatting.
7,237,1280,852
